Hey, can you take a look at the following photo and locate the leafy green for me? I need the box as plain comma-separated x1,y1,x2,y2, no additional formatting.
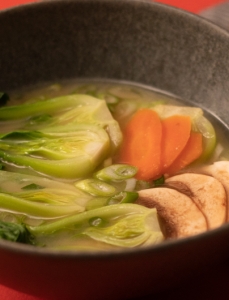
0,192,84,219
0,125,110,179
0,95,90,120
28,204,163,249
84,210,162,247
85,197,108,211
74,179,117,197
0,170,91,220
0,221,34,244
0,94,123,179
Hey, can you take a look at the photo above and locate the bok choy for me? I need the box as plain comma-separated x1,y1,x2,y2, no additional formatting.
0,170,92,220
0,221,34,244
28,204,163,249
0,95,123,179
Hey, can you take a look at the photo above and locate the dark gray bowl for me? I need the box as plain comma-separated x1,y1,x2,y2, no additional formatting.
1,1,229,299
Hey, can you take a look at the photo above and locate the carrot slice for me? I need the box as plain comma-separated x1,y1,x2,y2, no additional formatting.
117,109,162,180
161,115,191,171
165,132,203,175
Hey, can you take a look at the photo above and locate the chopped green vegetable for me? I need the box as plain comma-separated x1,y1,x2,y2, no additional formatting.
0,193,84,219
0,221,34,244
86,197,108,211
0,95,123,179
28,204,163,249
107,191,138,205
28,204,151,235
75,179,117,197
94,164,137,182
84,210,162,247
0,125,110,179
0,170,91,220
0,94,95,120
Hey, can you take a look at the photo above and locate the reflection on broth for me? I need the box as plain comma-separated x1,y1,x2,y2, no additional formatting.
0,80,227,251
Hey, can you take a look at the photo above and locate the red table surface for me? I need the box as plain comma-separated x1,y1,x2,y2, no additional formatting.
0,0,225,13
0,0,227,299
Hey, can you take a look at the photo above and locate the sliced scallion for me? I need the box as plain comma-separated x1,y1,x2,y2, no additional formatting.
74,179,117,197
94,164,137,182
124,178,137,191
107,191,138,205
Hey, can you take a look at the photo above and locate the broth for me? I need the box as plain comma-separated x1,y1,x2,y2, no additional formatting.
0,80,227,251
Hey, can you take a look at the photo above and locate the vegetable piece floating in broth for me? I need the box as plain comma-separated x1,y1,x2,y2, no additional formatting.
94,164,138,181
161,115,192,170
0,95,122,179
165,132,203,175
0,170,91,221
0,221,34,244
28,204,163,250
118,109,163,180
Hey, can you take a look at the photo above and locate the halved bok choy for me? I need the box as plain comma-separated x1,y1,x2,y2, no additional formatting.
0,170,92,221
0,95,123,179
28,204,163,250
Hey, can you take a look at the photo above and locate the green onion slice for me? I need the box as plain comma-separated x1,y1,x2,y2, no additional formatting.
94,164,137,182
74,179,117,196
107,191,138,205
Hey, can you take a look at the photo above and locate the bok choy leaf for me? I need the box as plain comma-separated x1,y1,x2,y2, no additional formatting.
28,204,163,249
0,95,123,179
0,170,92,220
0,221,34,244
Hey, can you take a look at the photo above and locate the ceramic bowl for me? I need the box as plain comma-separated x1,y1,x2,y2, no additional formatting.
1,1,229,299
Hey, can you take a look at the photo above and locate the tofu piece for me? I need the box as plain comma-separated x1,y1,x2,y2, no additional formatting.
137,187,207,238
166,173,227,229
196,161,229,221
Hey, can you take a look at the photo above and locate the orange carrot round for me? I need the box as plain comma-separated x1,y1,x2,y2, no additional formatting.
165,131,203,175
161,115,191,171
118,109,162,180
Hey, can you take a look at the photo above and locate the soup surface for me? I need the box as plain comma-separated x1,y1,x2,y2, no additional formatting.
0,80,227,251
